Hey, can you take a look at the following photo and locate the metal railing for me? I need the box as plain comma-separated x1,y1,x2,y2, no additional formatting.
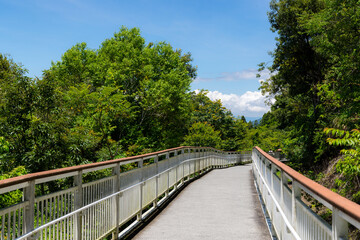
0,146,251,240
253,146,360,240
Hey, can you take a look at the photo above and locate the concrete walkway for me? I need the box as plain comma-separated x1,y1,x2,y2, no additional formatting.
133,165,270,240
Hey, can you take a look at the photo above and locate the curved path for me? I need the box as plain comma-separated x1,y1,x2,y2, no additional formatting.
133,165,270,239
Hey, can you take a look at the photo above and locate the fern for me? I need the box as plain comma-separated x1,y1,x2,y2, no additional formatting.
324,128,360,201
324,128,360,157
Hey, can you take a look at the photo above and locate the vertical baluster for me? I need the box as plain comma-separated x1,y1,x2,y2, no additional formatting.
306,212,309,240
181,150,185,184
95,203,97,239
188,158,190,178
166,153,170,196
2,213,4,240
68,193,71,240
112,163,121,239
74,170,83,240
61,198,63,240
93,206,95,240
35,201,39,229
138,159,144,221
52,197,55,240
64,195,67,239
45,198,48,239
89,207,91,240
83,187,86,207
103,199,105,237
332,207,348,240
292,180,301,236
101,199,103,238
83,209,86,240
174,151,178,189
12,210,15,238
154,155,159,208
7,213,10,240
18,208,21,238
57,195,60,240
87,208,89,240
97,179,100,200
194,150,196,175
23,180,35,237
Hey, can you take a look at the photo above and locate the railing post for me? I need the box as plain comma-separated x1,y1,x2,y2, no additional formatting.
188,149,191,179
166,152,170,197
200,149,203,172
154,155,159,207
174,150,178,190
137,159,144,221
270,164,275,191
214,150,217,168
194,149,197,174
23,180,35,239
181,149,185,184
291,180,301,231
74,170,83,240
112,163,121,240
280,170,286,207
207,149,210,170
332,207,348,240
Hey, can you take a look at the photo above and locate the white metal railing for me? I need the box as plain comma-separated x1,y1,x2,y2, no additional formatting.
0,147,251,240
252,146,360,240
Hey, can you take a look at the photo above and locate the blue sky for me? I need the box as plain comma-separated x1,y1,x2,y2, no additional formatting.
0,0,276,120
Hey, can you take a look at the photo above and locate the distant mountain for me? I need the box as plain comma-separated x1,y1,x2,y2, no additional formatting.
245,117,262,122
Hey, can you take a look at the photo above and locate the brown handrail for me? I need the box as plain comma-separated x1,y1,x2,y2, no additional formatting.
0,146,220,189
254,146,360,222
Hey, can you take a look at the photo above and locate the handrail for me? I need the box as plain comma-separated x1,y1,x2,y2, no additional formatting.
0,146,250,240
0,146,226,190
254,146,360,223
253,146,360,239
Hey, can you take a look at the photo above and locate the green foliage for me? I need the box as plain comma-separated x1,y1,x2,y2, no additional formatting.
258,1,360,221
241,112,289,152
0,25,289,193
189,90,248,151
183,122,222,148
325,128,360,202
260,0,328,167
301,0,360,126
0,136,10,173
0,27,198,177
260,0,360,172
0,53,37,172
325,128,360,157
0,166,28,208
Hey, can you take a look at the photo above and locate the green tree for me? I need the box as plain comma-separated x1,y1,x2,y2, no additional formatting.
0,136,10,174
45,26,197,155
0,54,36,171
301,0,360,127
189,90,247,150
260,0,328,167
183,122,222,148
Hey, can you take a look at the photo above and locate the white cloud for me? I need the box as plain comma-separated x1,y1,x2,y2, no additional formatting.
204,90,271,117
195,68,272,82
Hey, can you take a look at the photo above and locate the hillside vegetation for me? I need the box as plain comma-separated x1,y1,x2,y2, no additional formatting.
0,27,284,183
259,0,360,204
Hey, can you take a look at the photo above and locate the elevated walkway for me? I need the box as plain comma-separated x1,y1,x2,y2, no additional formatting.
134,165,270,239
1,146,360,240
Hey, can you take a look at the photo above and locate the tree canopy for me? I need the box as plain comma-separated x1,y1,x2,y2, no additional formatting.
260,0,360,206
1,27,283,181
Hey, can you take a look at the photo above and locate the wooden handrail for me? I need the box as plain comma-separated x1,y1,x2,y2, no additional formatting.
254,146,360,223
0,146,222,189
